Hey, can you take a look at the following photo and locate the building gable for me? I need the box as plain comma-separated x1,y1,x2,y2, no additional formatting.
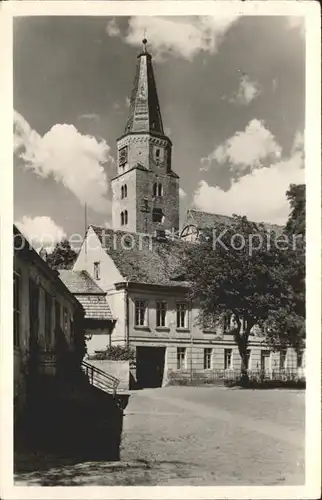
72,226,125,292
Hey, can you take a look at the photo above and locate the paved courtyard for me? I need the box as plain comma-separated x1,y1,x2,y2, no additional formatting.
15,386,305,486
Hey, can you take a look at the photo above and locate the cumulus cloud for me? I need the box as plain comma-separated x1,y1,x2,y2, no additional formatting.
14,111,113,213
179,187,187,198
230,74,261,106
194,131,304,225
106,16,239,61
201,119,282,174
16,216,66,252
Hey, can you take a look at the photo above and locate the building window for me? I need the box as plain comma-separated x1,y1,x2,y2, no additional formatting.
153,182,163,197
176,303,187,328
261,350,271,372
121,210,128,226
204,348,212,370
280,349,287,370
177,347,186,369
63,308,69,335
94,261,100,280
224,348,232,370
55,300,61,331
135,300,147,327
13,269,21,347
44,290,52,348
156,301,166,327
121,184,127,199
152,207,164,223
119,146,128,167
155,148,160,159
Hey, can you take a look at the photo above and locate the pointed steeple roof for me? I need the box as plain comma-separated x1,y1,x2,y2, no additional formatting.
125,39,164,135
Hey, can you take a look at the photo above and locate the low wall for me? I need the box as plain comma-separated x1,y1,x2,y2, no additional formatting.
164,368,306,387
86,360,130,391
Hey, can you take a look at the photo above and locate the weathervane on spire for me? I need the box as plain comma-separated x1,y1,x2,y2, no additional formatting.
142,29,147,53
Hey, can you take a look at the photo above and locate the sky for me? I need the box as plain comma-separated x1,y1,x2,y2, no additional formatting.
13,15,305,249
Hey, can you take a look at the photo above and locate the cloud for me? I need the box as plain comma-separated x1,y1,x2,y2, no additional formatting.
106,17,121,37
106,16,239,61
14,111,113,213
201,119,282,174
230,74,261,106
179,187,187,199
16,215,66,251
194,131,304,225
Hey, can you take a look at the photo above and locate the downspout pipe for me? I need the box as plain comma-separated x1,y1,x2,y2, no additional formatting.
125,281,130,348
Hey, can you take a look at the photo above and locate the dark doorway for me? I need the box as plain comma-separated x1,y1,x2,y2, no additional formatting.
136,347,166,388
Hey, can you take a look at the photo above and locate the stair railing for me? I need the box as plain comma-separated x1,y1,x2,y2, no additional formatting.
81,360,120,397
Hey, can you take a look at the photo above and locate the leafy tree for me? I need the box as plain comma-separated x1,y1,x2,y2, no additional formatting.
180,215,305,380
285,183,305,236
46,239,77,270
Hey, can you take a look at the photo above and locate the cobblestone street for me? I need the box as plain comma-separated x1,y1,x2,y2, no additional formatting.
14,386,305,486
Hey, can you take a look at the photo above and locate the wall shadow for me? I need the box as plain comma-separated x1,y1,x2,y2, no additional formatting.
15,375,130,473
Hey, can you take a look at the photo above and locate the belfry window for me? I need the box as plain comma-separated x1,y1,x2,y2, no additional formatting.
119,146,128,167
152,207,164,223
121,210,128,226
121,184,127,199
153,182,163,197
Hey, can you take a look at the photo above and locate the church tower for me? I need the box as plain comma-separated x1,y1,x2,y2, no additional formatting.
111,39,180,235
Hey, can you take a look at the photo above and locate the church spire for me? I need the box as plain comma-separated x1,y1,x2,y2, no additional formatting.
124,39,164,135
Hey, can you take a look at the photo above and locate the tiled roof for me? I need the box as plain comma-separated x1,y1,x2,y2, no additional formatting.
184,209,283,233
59,270,114,321
91,225,190,288
75,295,114,321
125,48,164,135
59,270,104,294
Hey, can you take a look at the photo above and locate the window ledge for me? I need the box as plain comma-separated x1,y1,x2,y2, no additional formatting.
175,327,190,333
155,327,170,332
134,326,151,331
